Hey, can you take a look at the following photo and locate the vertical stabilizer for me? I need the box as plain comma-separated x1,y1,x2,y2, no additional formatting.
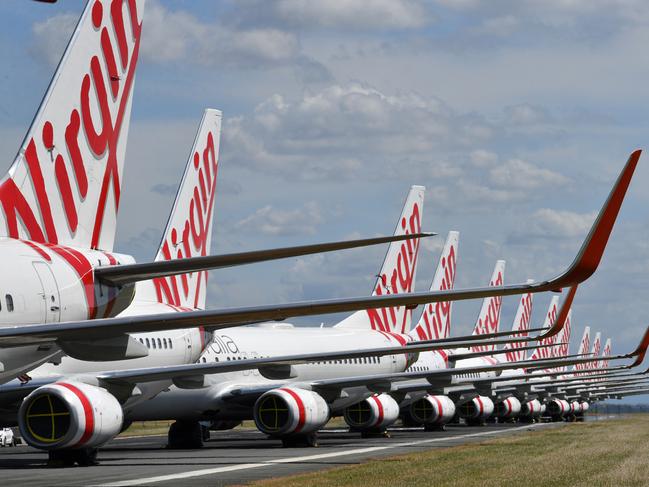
137,109,222,310
409,231,459,341
470,260,505,352
588,332,602,370
335,186,425,334
528,295,561,360
572,326,591,373
503,282,533,363
0,0,145,250
600,338,612,370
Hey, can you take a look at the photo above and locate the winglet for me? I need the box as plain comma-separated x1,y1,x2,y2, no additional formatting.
553,150,641,287
627,325,649,368
537,285,577,340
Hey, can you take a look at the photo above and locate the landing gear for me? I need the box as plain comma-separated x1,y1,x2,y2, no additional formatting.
360,429,390,438
424,423,446,432
281,433,319,448
167,420,207,449
47,448,98,467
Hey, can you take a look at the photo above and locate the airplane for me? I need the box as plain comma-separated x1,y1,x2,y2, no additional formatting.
0,183,548,462
0,147,639,458
0,0,437,384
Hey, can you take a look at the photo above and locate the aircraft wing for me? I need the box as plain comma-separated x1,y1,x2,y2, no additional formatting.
94,233,433,285
0,150,639,346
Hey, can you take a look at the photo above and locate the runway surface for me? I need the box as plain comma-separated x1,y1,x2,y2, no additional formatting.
0,422,558,486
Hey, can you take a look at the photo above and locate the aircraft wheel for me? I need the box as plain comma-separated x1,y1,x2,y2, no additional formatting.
167,420,204,449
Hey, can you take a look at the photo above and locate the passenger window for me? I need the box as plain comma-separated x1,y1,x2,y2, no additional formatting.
5,295,13,312
145,338,150,348
169,339,173,350
157,338,162,349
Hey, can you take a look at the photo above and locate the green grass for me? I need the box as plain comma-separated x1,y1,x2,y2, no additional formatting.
118,420,173,437
250,415,649,487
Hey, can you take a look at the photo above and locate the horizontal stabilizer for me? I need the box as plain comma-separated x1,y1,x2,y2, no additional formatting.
95,233,434,285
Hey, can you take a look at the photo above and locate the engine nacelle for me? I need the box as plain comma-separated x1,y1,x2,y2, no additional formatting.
570,401,580,414
18,381,123,450
344,394,400,431
579,401,590,413
458,396,494,420
520,399,542,417
408,395,456,426
546,399,570,418
253,388,329,437
494,397,521,419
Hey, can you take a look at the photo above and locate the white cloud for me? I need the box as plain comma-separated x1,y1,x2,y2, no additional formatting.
270,0,432,29
489,158,569,190
234,201,324,236
141,1,300,67
30,13,77,67
520,208,597,239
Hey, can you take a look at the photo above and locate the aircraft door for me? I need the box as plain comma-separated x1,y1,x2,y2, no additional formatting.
32,262,61,323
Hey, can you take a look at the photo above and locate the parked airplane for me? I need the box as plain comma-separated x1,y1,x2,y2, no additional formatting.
0,0,433,384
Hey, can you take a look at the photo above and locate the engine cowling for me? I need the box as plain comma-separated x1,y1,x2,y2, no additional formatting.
344,394,400,431
570,401,580,414
408,395,456,426
18,381,123,450
253,388,329,437
520,399,542,417
579,401,590,413
494,397,521,419
547,399,570,418
458,396,494,420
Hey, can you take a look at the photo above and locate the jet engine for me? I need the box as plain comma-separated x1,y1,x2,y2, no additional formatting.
458,396,494,424
520,399,542,418
546,399,570,420
253,388,329,437
408,395,456,429
343,393,400,431
494,397,521,419
18,381,123,450
579,401,590,413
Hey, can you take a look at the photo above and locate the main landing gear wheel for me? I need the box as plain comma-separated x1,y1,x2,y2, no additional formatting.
47,448,99,467
281,433,319,448
167,420,205,449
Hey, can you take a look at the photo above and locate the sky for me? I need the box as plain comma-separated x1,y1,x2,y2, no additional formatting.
1,0,649,400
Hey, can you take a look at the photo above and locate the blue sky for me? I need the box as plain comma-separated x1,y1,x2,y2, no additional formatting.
1,1,649,398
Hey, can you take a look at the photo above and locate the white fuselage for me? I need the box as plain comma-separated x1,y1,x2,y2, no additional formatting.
22,299,206,412
0,238,136,383
129,324,411,422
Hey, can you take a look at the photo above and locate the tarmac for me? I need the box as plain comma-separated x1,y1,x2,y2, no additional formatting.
0,422,557,486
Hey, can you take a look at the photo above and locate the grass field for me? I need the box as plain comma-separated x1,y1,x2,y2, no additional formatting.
251,415,649,487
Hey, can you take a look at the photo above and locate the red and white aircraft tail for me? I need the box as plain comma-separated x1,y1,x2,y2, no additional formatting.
136,109,222,310
572,326,591,374
335,186,425,334
470,260,505,352
502,283,533,363
409,231,459,341
528,295,561,360
552,308,572,371
600,338,612,369
0,0,144,251
589,332,602,370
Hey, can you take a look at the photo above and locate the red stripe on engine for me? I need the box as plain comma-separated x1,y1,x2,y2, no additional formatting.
370,395,384,427
57,383,94,446
431,395,443,423
279,388,305,433
475,397,484,417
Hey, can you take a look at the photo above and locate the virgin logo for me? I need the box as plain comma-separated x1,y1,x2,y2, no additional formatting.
0,0,142,249
471,271,503,352
153,131,219,309
366,203,421,333
531,302,559,360
575,335,590,371
414,245,456,341
505,292,532,362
